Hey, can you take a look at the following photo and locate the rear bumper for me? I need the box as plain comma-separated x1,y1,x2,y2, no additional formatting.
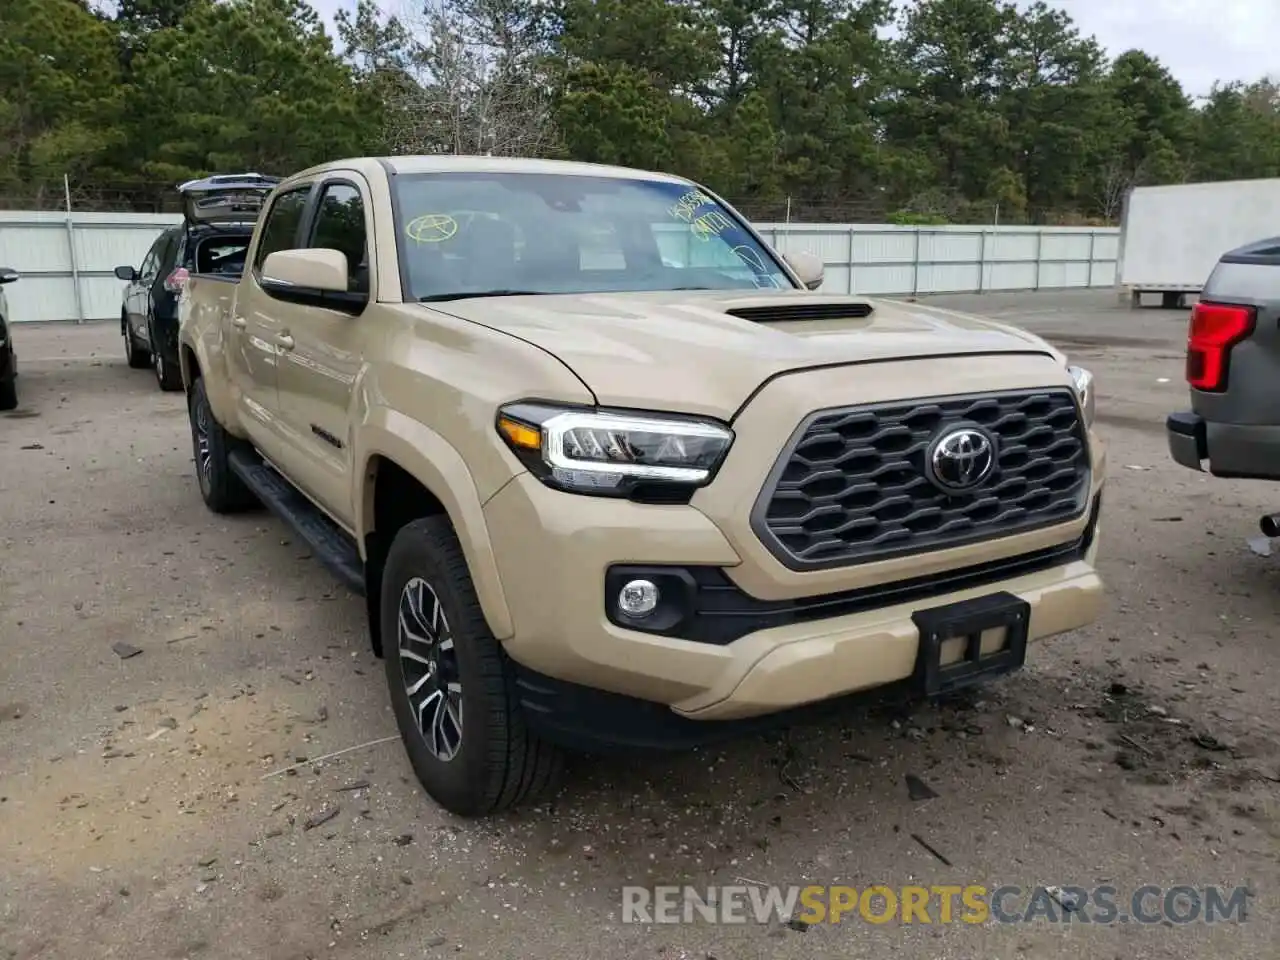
1167,411,1280,480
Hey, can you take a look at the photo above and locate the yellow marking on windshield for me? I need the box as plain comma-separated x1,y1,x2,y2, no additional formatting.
668,189,715,224
405,213,459,243
690,210,733,241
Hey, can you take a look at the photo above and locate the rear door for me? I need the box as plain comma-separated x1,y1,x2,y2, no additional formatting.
225,182,315,464
128,230,176,345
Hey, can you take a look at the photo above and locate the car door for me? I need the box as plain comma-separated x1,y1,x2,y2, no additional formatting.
128,237,164,340
271,177,372,526
140,228,181,348
225,183,314,463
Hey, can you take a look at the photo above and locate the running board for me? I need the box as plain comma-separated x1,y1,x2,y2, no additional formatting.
227,448,366,596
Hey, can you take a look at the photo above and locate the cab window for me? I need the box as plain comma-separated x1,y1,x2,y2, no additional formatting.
308,183,369,294
253,187,311,271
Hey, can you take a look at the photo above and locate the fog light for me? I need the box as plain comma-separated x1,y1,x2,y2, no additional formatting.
618,579,659,617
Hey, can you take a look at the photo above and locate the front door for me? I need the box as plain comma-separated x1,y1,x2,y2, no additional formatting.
128,232,169,343
271,177,372,526
224,183,314,463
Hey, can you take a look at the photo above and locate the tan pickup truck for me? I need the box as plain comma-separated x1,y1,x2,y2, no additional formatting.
177,156,1106,816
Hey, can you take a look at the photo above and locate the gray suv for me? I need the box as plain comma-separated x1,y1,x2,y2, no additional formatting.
1167,236,1280,534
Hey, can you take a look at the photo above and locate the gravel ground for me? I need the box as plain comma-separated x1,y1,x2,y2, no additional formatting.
1,290,1278,960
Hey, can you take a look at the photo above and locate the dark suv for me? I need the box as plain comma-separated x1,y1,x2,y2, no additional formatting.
0,266,19,411
115,173,280,390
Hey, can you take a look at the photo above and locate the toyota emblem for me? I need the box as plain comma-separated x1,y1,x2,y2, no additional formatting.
928,426,996,493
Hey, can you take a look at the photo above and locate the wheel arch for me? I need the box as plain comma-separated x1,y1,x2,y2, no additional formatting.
357,414,514,657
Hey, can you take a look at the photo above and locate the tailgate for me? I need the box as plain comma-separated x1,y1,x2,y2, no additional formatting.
1190,238,1280,425
178,173,281,227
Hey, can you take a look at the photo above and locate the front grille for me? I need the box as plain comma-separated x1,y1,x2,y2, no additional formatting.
751,388,1091,570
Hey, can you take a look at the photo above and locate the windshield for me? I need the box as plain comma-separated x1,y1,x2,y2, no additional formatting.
390,172,795,301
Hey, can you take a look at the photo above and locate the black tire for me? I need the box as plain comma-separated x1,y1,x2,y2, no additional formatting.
124,314,151,369
152,327,183,392
188,376,257,513
382,516,563,816
0,377,16,412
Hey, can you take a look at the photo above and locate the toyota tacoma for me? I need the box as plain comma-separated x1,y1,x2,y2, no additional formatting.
177,156,1106,816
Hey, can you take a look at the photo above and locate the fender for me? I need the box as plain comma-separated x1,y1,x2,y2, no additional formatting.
355,407,515,640
178,287,245,437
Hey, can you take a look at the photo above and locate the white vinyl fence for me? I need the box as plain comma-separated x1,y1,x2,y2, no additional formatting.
0,210,1119,323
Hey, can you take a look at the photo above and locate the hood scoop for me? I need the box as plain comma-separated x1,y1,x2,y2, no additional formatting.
725,301,874,323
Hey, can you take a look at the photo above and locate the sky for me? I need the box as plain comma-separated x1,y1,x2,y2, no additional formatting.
309,0,1278,100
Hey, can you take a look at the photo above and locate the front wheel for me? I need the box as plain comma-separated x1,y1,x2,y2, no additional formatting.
0,377,16,412
124,316,151,369
382,516,563,816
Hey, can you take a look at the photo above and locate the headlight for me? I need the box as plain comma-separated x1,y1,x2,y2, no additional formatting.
495,402,734,498
1068,364,1095,427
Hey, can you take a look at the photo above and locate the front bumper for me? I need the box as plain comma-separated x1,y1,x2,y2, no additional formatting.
484,470,1105,746
1167,411,1280,480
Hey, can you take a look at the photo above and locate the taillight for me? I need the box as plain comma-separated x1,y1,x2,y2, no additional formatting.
1186,301,1255,392
164,267,190,293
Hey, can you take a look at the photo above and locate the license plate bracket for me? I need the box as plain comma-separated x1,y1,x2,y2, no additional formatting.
910,591,1031,697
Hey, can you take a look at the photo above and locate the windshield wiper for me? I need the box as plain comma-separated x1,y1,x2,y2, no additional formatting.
417,289,548,302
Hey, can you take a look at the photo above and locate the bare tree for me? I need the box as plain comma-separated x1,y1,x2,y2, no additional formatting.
1096,156,1142,224
386,0,556,158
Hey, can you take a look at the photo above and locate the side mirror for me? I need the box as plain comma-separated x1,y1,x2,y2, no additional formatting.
259,248,366,314
0,268,18,285
785,251,824,290
114,265,137,282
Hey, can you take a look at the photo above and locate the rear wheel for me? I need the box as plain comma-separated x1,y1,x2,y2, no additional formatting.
382,516,563,816
0,377,16,412
151,318,182,391
124,314,150,369
188,376,257,513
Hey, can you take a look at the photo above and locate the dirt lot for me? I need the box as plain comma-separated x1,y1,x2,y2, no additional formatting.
1,290,1277,960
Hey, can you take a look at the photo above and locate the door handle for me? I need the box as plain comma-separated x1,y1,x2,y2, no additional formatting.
275,333,295,351
230,315,247,329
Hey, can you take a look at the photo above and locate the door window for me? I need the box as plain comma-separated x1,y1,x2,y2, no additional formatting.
308,183,369,294
157,229,180,275
253,186,311,271
138,233,168,283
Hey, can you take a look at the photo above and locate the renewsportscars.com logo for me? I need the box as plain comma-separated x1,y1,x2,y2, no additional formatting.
622,884,1253,926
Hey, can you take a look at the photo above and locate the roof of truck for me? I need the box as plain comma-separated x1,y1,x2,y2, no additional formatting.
286,155,693,185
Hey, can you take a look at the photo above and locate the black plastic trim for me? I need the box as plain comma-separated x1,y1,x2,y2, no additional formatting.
1166,410,1206,445
911,591,1030,696
511,660,898,752
603,492,1099,646
725,301,873,324
227,448,365,596
750,387,1092,572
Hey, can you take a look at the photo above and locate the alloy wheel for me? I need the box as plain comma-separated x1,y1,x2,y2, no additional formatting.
397,576,463,762
192,394,213,494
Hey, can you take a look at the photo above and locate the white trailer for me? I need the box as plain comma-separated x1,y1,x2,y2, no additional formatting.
1116,177,1280,308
